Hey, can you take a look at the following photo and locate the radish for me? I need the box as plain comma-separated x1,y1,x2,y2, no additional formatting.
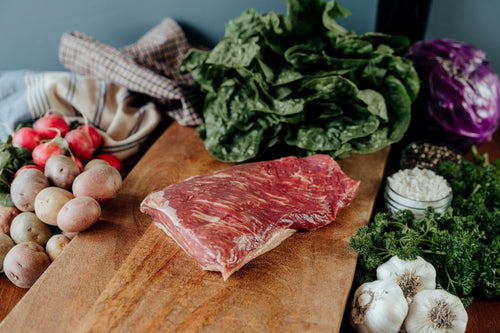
14,165,44,178
12,127,42,151
95,153,124,174
71,156,84,172
65,129,94,163
34,113,69,139
77,125,102,150
32,141,64,167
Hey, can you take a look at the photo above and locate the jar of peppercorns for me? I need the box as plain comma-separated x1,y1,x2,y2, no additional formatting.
400,141,463,172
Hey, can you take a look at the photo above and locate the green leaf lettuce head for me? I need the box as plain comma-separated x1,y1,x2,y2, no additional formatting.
181,0,420,162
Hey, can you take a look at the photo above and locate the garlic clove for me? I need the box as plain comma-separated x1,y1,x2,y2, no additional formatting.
376,256,436,303
350,279,408,333
404,289,468,333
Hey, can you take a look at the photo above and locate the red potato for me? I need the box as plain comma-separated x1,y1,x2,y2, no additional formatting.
10,212,52,247
57,196,101,232
10,169,50,212
0,233,15,273
95,153,124,174
77,125,102,150
3,242,51,288
83,159,109,171
32,141,64,167
34,187,74,226
0,205,20,235
12,127,41,151
45,234,70,261
72,164,122,203
65,129,95,163
14,165,44,178
44,155,80,189
61,230,79,240
34,113,69,139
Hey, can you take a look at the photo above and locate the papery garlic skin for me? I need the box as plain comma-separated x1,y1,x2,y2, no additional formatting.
376,256,436,303
404,289,468,333
350,279,408,333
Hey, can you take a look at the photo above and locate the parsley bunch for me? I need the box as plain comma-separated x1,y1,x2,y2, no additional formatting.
350,148,499,305
440,148,499,300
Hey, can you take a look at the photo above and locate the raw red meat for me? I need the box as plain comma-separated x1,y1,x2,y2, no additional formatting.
140,154,360,280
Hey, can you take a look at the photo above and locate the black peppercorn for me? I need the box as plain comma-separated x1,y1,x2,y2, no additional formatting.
400,141,462,171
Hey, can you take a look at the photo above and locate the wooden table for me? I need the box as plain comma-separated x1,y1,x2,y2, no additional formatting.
0,125,499,332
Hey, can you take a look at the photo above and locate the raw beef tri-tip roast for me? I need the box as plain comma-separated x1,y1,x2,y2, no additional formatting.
140,154,360,280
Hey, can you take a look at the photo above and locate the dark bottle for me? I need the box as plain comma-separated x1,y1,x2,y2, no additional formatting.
376,0,433,43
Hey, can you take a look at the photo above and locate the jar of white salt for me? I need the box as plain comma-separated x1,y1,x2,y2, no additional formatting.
384,167,452,218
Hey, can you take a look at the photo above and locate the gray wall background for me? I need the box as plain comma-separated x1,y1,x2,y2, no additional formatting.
426,0,500,74
0,0,499,74
0,0,375,71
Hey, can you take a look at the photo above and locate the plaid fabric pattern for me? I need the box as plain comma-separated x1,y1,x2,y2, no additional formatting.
59,18,203,126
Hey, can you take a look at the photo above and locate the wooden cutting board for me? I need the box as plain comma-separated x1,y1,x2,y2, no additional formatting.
0,122,389,332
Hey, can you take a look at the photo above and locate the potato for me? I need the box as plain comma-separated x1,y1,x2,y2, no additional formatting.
10,212,52,247
57,196,101,232
83,158,109,171
34,187,74,226
10,169,50,211
62,230,79,240
0,205,20,235
72,164,122,203
0,233,15,273
45,234,71,261
44,155,80,189
3,241,51,288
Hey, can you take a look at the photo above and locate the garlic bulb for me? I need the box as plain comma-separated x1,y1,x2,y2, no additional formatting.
404,289,468,333
377,256,436,303
350,279,408,333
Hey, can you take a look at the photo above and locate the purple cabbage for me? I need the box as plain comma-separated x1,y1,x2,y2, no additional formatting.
407,38,500,151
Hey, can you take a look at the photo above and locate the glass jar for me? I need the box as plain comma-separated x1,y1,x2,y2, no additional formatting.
384,167,453,218
384,183,452,218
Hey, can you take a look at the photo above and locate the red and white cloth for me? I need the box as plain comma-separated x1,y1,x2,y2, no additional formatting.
59,18,202,128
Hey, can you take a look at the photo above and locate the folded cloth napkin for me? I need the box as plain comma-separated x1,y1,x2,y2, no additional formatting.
0,18,203,161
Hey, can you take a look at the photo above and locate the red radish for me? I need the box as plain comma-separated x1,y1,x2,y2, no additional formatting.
14,164,44,178
34,113,69,139
77,125,102,150
65,129,94,163
12,127,41,151
95,153,124,174
32,141,64,167
71,156,84,172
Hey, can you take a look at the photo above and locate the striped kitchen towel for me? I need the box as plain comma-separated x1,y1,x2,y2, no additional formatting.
0,18,203,161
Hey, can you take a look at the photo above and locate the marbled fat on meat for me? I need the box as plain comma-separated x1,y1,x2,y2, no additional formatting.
140,154,360,280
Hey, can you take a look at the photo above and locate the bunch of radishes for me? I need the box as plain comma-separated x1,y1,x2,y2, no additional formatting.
0,111,125,289
12,111,123,174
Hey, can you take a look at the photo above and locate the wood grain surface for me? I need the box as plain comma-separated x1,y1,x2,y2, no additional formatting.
0,122,388,332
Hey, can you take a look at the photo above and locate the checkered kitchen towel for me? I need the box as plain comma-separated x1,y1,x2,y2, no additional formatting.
0,18,203,161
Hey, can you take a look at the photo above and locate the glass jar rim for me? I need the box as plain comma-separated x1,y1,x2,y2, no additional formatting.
385,182,453,206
